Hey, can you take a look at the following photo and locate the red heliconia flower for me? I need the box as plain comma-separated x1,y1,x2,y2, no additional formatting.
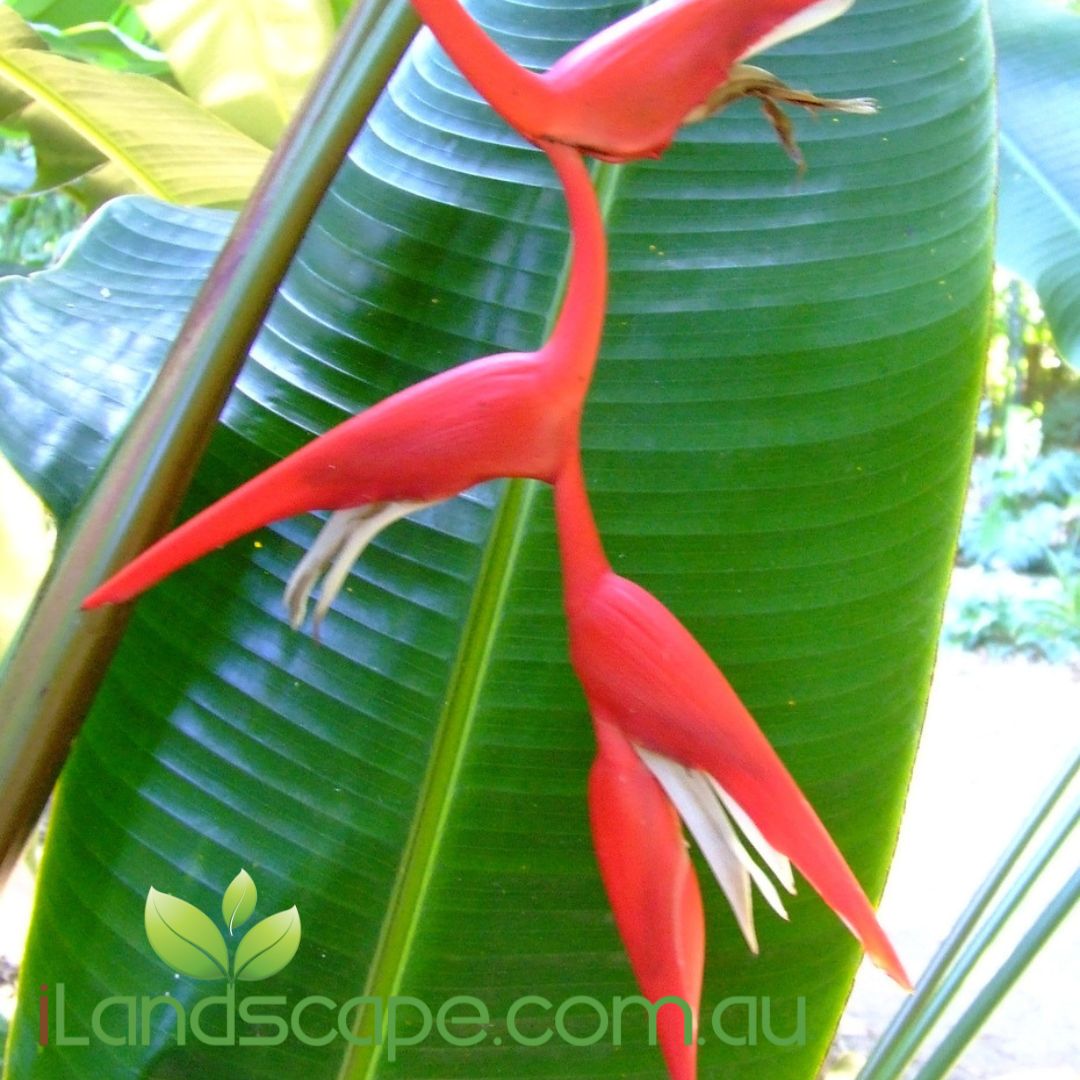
410,0,875,163
82,140,606,629
554,446,910,1080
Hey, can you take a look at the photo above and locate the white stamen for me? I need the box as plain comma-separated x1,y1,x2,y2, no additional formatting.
635,747,795,952
283,500,434,634
640,748,759,951
286,507,374,628
710,779,796,895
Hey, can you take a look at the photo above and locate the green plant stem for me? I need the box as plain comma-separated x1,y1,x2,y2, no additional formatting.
0,0,419,885
859,751,1080,1080
912,863,1080,1080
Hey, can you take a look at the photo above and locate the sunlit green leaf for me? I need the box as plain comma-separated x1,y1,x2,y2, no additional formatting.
8,1,132,26
32,21,170,75
0,4,41,122
132,0,337,146
0,10,54,144
0,10,116,194
0,6,269,205
14,101,106,188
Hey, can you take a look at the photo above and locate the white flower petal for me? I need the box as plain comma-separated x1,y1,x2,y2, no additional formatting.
636,747,759,953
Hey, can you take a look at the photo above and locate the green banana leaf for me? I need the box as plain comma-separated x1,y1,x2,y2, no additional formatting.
0,5,268,205
0,8,110,195
993,0,1080,368
7,1,134,25
0,0,995,1077
131,0,338,146
29,23,167,77
9,0,168,75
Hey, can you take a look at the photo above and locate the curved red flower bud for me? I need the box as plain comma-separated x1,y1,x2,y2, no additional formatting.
589,718,704,1080
554,448,911,991
83,141,606,628
410,0,873,162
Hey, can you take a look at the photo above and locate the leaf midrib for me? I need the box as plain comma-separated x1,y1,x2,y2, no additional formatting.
338,158,624,1080
998,128,1080,237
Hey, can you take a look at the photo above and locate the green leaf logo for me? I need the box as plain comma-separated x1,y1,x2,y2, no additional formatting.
222,868,257,934
234,906,302,981
144,872,300,983
145,887,229,980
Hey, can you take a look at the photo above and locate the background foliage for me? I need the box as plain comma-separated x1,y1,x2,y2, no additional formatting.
947,278,1080,661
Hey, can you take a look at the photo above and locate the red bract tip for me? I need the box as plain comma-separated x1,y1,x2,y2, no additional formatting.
411,0,871,162
590,719,704,1080
83,142,607,632
554,450,911,1011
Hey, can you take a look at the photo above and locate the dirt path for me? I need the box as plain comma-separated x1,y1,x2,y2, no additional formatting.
831,648,1080,1079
